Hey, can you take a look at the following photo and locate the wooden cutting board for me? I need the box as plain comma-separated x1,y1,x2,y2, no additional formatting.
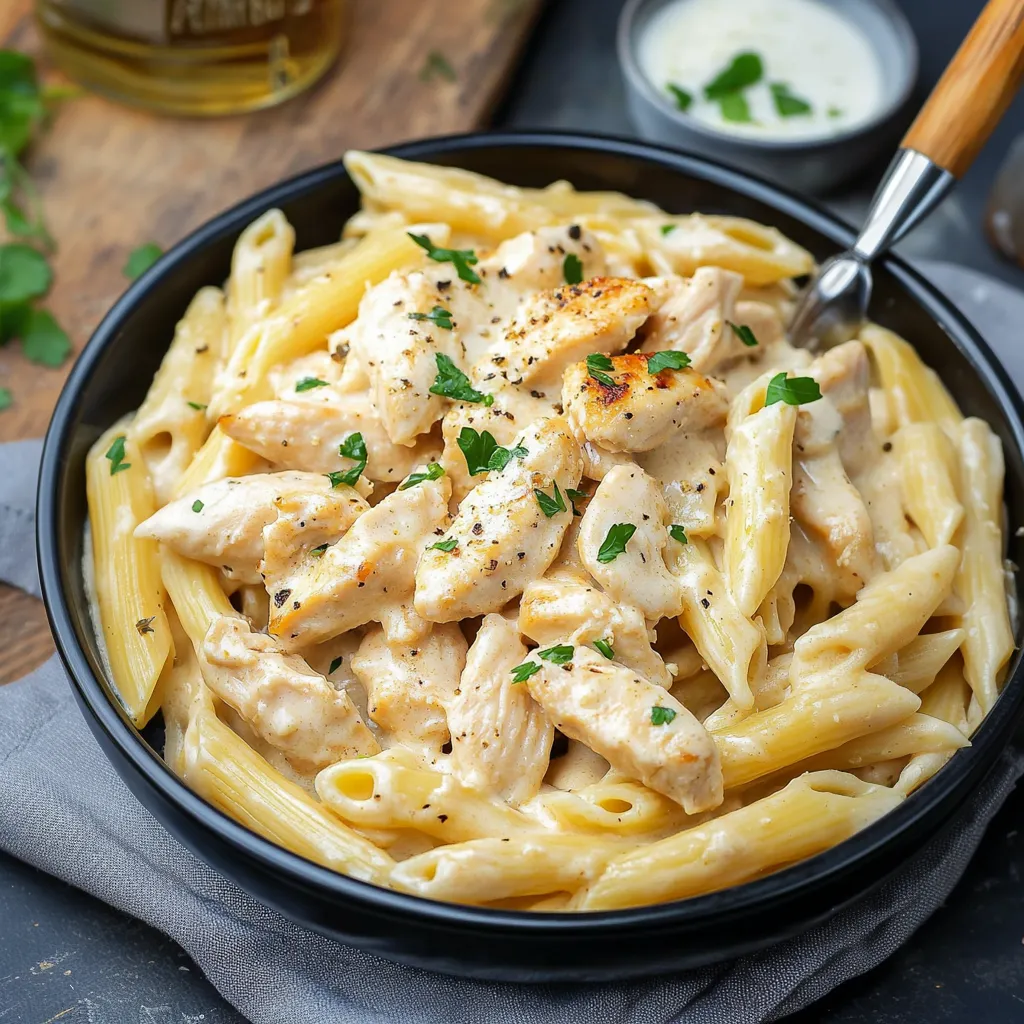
0,0,542,684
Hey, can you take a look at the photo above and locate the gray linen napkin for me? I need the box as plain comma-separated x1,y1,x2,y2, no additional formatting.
1,261,1022,1024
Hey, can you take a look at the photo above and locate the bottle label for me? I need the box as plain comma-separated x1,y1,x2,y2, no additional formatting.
46,1,318,43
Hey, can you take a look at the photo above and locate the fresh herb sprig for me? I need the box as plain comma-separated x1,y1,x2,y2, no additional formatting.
430,353,493,406
408,232,480,284
325,432,368,488
457,426,527,476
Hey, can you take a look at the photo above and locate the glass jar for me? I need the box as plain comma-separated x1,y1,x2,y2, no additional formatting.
36,1,348,117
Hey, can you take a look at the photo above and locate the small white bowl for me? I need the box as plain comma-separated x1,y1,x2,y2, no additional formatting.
618,0,919,194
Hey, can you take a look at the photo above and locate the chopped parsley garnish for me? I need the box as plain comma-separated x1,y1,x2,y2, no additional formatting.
660,223,677,236
399,462,445,490
704,51,763,99
666,83,692,111
764,372,822,408
328,656,343,675
123,242,163,280
310,543,329,557
0,387,10,411
646,350,691,374
191,499,204,513
597,522,636,563
187,400,207,410
718,92,752,123
534,482,567,518
669,524,688,544
456,427,525,476
563,252,583,285
593,638,615,660
728,321,758,347
325,431,367,488
566,487,589,517
408,232,480,284
430,352,493,405
770,82,812,117
510,661,542,684
135,616,155,635
827,106,843,118
538,644,574,665
431,536,458,553
419,49,456,83
105,434,131,475
295,376,330,392
586,352,617,388
651,706,677,726
408,305,454,330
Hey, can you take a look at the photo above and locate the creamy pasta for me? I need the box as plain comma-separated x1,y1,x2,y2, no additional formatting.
84,152,1014,911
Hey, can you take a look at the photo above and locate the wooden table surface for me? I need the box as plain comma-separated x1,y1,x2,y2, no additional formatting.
0,0,541,685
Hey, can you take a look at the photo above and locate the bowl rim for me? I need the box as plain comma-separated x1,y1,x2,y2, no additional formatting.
37,129,1024,937
616,0,920,151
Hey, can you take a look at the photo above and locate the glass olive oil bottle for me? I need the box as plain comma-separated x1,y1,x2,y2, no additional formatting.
36,1,347,116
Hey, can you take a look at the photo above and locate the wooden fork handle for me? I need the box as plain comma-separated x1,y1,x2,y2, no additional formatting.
903,0,1024,177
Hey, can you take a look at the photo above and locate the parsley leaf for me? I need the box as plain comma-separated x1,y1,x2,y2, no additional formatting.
586,351,617,389
408,232,480,284
310,543,329,557
704,51,763,99
488,443,528,472
328,656,343,675
651,706,677,726
770,82,812,117
728,321,758,347
597,522,636,563
431,536,458,552
593,638,615,660
827,105,843,118
646,350,691,374
660,224,677,236
123,242,163,280
563,252,583,285
718,91,753,123
19,308,70,367
192,499,204,513
430,352,493,405
0,243,50,303
0,386,10,411
764,372,822,407
408,305,454,330
534,482,567,518
419,50,456,83
669,524,688,544
399,462,445,490
565,487,588,517
510,661,541,684
666,83,692,111
187,401,207,411
325,432,367,488
457,426,525,475
105,435,130,475
295,376,329,392
538,644,574,664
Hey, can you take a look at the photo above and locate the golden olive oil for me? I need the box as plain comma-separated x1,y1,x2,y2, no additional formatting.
36,1,347,116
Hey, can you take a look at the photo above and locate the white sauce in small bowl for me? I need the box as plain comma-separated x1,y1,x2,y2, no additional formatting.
638,0,886,141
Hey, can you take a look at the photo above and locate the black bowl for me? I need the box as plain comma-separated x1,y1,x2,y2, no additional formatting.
37,131,1024,982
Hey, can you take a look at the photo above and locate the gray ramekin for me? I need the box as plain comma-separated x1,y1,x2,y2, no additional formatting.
618,0,920,194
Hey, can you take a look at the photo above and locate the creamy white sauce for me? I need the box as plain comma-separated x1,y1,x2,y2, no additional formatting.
638,0,886,140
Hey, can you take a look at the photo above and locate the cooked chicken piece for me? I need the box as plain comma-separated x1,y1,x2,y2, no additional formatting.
415,417,583,622
475,277,653,390
198,615,378,773
349,269,465,445
220,392,441,484
525,647,723,813
578,439,635,481
806,341,875,478
260,489,369,597
135,471,358,584
637,432,724,537
519,573,672,687
577,464,682,621
562,353,729,453
448,614,553,803
351,624,467,760
270,473,451,648
547,500,592,578
640,268,745,373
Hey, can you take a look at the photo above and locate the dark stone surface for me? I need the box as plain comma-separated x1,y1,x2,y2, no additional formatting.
5,1,1023,1021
